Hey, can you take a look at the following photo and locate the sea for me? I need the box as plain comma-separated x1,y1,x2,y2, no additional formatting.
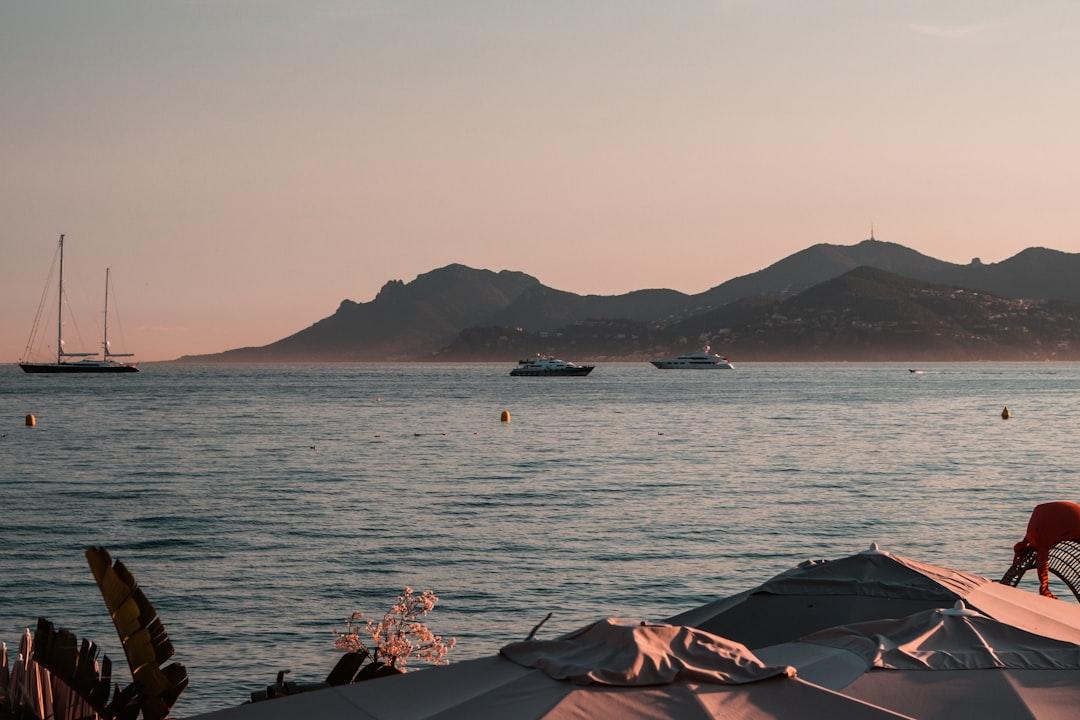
1,362,1078,716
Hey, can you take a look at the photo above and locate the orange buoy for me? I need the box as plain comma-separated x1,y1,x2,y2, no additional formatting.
25,414,36,427
500,409,511,423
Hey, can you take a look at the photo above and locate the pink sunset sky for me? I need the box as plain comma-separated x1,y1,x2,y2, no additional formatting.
2,1,1079,361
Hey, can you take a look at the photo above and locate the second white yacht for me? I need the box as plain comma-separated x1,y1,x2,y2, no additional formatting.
650,347,734,370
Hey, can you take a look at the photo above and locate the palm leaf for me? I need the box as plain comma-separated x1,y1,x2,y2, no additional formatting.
85,546,188,720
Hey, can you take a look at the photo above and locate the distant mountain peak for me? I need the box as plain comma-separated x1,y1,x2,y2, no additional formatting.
368,264,541,303
689,237,954,309
853,238,909,250
375,278,407,300
410,262,539,285
417,262,481,277
1010,246,1069,260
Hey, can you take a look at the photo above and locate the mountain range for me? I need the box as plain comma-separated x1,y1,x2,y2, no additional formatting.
439,267,1080,361
177,240,1080,362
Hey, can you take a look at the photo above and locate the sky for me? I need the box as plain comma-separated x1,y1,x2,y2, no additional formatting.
2,1,1079,361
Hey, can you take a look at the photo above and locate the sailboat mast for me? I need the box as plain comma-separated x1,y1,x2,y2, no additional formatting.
56,234,64,364
103,267,110,358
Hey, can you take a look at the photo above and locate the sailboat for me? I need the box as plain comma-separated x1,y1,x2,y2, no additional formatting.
19,234,139,374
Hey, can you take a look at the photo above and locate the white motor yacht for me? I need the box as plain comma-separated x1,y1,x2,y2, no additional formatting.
650,346,734,370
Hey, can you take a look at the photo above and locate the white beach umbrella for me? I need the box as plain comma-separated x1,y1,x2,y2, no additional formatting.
758,602,1080,720
669,545,1080,649
192,619,912,719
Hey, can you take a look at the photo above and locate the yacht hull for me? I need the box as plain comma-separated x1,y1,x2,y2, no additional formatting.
651,362,733,369
20,363,139,374
510,366,594,377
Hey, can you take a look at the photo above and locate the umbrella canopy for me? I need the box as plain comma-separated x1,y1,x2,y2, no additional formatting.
669,544,1080,649
960,580,1080,645
803,603,1080,672
757,602,1080,720
192,620,911,719
500,618,794,685
837,667,1080,720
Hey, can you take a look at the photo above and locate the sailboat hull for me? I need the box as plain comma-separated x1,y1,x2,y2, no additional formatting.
19,362,139,374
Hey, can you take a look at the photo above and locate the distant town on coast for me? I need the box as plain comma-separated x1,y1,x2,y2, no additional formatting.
177,238,1080,364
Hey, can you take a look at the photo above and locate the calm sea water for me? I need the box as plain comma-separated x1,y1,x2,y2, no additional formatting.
2,362,1079,716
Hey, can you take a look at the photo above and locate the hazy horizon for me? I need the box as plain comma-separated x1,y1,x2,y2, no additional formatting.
4,2,1080,361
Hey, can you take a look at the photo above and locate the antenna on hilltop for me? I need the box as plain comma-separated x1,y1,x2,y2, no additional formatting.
869,223,875,241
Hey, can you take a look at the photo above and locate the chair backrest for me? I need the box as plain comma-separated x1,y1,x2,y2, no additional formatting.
1000,541,1080,601
326,650,369,686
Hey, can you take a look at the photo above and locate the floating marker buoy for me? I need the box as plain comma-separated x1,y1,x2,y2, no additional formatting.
500,410,511,423
1001,406,1012,419
25,414,36,427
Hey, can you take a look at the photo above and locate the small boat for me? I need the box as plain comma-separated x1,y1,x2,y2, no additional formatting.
19,235,139,374
509,355,594,377
651,347,734,370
